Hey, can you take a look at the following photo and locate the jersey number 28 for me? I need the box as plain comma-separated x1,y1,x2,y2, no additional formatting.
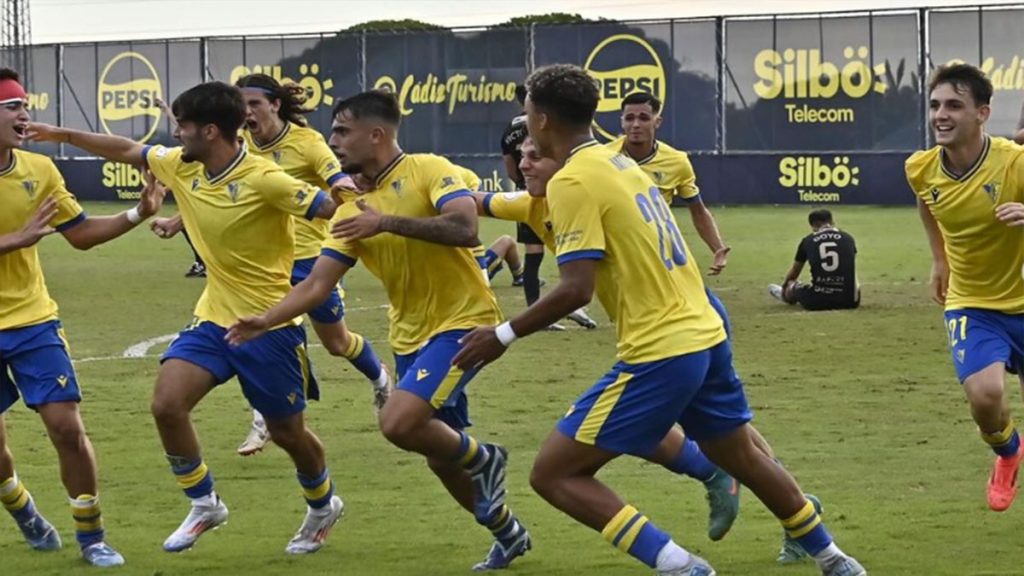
635,187,687,270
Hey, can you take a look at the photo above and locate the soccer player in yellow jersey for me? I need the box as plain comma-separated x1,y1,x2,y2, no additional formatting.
227,91,531,571
455,65,865,576
29,81,346,555
908,63,1024,511
607,92,730,276
153,75,391,456
0,67,170,567
234,74,389,453
452,163,527,286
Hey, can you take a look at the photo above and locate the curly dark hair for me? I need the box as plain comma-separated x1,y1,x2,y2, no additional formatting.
928,63,992,106
525,64,599,128
236,73,311,127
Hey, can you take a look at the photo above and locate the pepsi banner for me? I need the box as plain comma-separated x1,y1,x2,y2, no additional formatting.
724,13,921,151
928,9,1024,139
206,35,361,136
533,22,719,151
364,28,528,157
60,41,202,150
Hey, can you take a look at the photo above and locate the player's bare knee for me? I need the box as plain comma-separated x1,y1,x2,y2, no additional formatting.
150,394,189,427
44,414,88,453
379,414,418,449
321,328,351,357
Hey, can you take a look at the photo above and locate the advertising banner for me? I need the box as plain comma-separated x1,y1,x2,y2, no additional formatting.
724,13,921,151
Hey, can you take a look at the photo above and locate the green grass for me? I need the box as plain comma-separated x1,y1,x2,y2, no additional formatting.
3,202,1021,575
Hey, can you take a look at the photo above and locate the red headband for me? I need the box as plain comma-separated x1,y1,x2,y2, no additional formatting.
0,78,27,105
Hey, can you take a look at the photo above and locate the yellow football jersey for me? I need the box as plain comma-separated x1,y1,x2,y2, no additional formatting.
0,150,85,331
607,136,699,205
906,135,1024,313
482,191,554,251
549,141,725,363
322,153,501,354
243,123,344,260
144,145,325,327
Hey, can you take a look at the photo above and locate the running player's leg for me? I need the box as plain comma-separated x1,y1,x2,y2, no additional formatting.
0,412,61,551
685,341,864,575
948,309,1024,511
380,331,529,570
231,324,342,554
6,321,121,564
154,323,230,553
531,354,716,575
311,318,390,410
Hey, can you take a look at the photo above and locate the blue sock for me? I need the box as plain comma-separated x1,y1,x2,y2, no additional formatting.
782,499,833,556
297,468,335,509
601,505,671,567
342,332,383,382
170,457,215,499
982,422,1021,458
664,438,717,482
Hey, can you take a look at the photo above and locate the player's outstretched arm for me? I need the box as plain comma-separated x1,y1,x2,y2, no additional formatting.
0,197,57,255
687,198,730,275
26,122,146,166
226,255,349,346
62,170,166,250
917,198,949,305
452,258,596,370
332,195,479,247
782,261,803,285
469,192,489,216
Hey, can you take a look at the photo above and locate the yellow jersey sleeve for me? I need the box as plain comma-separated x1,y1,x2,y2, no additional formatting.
257,167,327,220
453,164,482,192
424,157,472,209
142,144,183,189
482,191,531,222
45,161,85,231
320,202,361,266
305,136,346,189
548,174,606,263
675,152,700,201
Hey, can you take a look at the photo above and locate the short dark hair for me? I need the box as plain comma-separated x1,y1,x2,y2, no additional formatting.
808,209,833,226
332,90,401,127
928,63,993,106
526,64,599,128
621,92,661,114
514,84,527,106
172,82,246,142
0,68,20,82
236,73,311,126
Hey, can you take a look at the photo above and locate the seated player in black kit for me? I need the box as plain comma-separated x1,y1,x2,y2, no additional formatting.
769,209,860,311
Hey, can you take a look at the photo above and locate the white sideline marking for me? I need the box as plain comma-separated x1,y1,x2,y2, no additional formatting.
73,304,389,365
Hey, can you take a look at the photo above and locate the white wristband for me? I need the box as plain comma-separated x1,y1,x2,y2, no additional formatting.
125,206,143,225
495,321,518,347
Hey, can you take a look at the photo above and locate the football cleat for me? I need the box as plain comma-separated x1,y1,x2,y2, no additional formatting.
658,554,717,576
704,469,740,541
566,308,598,329
162,497,229,552
185,262,206,278
820,555,867,576
472,527,531,571
768,284,784,301
371,364,393,415
471,444,509,524
237,419,270,456
988,443,1024,511
15,506,61,551
81,541,125,567
285,495,344,554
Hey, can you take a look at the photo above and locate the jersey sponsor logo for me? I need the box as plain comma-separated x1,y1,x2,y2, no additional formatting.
778,156,861,203
584,34,666,141
754,46,888,125
416,368,431,381
98,51,163,143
